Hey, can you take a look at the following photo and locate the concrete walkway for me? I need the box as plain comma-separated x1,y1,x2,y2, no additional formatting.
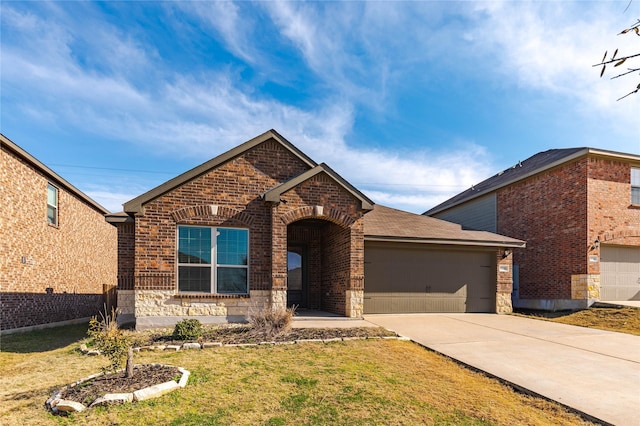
365,313,640,426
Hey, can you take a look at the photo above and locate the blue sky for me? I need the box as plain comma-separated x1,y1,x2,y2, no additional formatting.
2,1,639,214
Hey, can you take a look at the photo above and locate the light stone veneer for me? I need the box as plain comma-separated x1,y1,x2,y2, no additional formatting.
571,274,600,301
134,290,275,322
346,290,364,318
270,289,287,310
496,292,513,314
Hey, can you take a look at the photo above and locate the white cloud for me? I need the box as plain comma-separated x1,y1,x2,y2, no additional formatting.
176,2,256,63
468,1,640,151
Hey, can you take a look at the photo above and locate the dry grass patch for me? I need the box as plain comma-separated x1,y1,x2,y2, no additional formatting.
514,305,640,336
0,323,596,426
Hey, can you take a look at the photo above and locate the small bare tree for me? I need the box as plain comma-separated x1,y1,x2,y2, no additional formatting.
87,307,135,378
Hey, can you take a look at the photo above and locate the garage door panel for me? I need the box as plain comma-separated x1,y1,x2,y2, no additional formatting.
364,243,495,313
600,245,640,301
364,293,466,313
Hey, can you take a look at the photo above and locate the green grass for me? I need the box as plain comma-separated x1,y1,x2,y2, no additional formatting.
0,323,595,426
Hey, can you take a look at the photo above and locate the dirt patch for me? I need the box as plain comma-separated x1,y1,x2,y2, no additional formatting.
61,364,180,407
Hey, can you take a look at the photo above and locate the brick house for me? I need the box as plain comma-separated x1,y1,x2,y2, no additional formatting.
1,134,117,333
108,130,523,328
426,148,640,310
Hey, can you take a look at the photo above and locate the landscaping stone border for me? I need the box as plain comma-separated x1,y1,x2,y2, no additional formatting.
45,364,190,415
78,335,407,356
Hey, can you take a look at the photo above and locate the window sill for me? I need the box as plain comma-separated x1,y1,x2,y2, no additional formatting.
629,204,640,210
174,293,250,299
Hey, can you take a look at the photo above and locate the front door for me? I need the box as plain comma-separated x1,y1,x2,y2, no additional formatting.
287,245,307,307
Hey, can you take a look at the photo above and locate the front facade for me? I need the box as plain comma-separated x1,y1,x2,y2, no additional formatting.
111,130,523,329
1,134,117,332
427,148,640,310
108,131,374,328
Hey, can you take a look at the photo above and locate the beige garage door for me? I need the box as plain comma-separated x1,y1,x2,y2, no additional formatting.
600,245,640,301
364,242,495,313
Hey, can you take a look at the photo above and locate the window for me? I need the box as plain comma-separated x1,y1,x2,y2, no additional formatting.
177,226,249,294
47,184,58,225
632,168,640,205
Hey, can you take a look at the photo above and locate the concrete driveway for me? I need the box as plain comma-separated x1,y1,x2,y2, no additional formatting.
365,313,640,426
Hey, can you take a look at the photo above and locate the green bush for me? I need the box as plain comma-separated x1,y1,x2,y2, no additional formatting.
173,318,203,340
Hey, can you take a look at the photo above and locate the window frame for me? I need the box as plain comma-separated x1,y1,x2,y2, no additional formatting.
632,167,640,205
47,183,59,226
176,225,249,295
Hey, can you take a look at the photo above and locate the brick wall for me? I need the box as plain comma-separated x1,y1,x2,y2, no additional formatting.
499,154,640,305
1,144,117,331
587,156,640,264
498,158,588,300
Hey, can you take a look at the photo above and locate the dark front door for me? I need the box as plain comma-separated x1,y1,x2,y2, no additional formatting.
287,245,307,307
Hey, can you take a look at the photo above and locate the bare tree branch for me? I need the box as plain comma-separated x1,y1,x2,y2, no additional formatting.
596,18,640,100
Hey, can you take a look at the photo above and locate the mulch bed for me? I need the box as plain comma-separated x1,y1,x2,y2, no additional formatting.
149,325,396,346
61,364,180,407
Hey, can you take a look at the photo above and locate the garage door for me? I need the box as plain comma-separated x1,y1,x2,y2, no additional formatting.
364,242,495,313
600,245,640,301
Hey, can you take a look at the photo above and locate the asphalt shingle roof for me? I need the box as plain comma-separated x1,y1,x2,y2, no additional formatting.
364,204,524,247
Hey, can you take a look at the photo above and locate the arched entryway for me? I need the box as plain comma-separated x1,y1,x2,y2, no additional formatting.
287,218,352,315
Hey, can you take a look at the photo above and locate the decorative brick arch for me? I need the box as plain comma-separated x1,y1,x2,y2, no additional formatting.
170,204,254,226
280,206,356,228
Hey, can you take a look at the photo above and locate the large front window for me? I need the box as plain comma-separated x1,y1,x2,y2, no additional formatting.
632,168,640,205
177,226,249,294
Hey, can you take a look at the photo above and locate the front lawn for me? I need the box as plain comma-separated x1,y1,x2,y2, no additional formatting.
0,323,594,425
514,305,640,336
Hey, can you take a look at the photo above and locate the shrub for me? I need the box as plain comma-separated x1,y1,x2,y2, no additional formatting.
173,318,203,341
248,305,296,339
87,307,135,377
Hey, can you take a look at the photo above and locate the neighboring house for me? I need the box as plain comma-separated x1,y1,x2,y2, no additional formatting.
426,148,640,310
107,130,523,329
1,134,117,333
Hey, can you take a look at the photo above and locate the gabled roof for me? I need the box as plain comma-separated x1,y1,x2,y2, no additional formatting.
262,163,374,210
123,129,317,214
425,147,640,216
1,133,111,215
365,205,525,248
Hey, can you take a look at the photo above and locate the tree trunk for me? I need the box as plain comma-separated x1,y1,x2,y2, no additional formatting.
125,346,134,378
